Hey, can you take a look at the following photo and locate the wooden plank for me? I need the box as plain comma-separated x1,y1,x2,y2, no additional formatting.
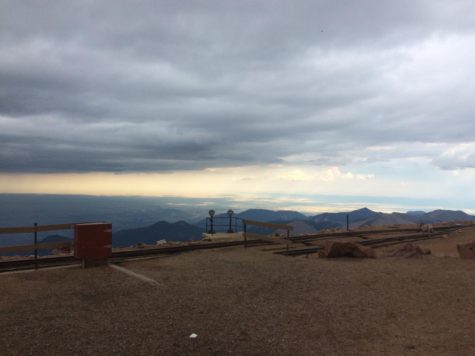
0,223,76,234
244,232,290,245
0,241,72,254
244,232,272,240
35,224,75,232
0,226,36,234
242,219,293,231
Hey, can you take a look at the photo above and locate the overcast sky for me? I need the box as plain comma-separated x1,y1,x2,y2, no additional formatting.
1,0,474,212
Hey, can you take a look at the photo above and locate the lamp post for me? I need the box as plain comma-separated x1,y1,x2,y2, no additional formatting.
208,209,215,234
227,209,234,233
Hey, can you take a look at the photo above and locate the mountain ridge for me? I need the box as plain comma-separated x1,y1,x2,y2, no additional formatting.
113,220,203,247
112,207,475,247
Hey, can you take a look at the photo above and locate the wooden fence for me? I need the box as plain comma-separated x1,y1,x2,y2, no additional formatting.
242,219,293,248
0,223,75,256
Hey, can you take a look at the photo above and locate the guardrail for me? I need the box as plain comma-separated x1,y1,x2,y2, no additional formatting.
242,219,293,248
0,223,75,234
203,216,294,248
0,222,91,269
205,216,243,233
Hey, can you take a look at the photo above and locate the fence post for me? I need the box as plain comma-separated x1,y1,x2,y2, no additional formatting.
243,223,247,248
34,222,38,270
286,228,290,251
210,217,215,234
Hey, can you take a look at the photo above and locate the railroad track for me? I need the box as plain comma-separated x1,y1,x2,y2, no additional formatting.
0,239,274,273
0,255,77,272
289,227,421,243
274,247,323,256
358,232,447,248
289,223,473,244
275,227,466,257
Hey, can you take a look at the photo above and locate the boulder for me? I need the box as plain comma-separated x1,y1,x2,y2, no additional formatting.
318,241,376,258
457,241,475,259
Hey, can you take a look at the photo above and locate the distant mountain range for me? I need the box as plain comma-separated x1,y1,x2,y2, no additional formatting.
309,207,474,229
113,221,203,247
1,194,473,248
111,207,475,247
3,195,472,249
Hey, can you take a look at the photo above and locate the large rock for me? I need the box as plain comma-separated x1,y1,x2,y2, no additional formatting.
319,241,376,258
388,243,431,258
457,241,475,259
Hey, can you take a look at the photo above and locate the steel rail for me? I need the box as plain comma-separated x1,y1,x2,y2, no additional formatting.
0,256,76,272
276,229,463,257
0,239,274,273
111,239,273,259
274,247,323,256
289,223,474,243
289,228,421,242
358,232,444,246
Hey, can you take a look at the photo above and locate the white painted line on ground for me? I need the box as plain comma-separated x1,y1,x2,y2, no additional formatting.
109,263,159,286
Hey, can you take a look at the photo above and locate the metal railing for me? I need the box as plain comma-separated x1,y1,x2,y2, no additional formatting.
241,219,293,248
204,216,243,234
204,216,294,249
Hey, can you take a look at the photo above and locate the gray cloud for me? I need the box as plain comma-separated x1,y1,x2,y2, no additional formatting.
1,0,475,172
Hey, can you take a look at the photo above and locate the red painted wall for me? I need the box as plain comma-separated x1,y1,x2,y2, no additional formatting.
74,223,112,260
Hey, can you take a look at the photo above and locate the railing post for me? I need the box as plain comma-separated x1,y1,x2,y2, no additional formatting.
34,222,38,270
286,228,290,251
208,210,215,234
210,217,215,234
227,209,234,233
243,223,247,248
227,215,232,233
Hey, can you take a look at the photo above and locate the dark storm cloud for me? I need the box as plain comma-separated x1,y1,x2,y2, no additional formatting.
1,0,475,172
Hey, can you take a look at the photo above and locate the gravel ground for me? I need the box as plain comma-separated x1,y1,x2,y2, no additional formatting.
2,241,475,355
414,226,475,257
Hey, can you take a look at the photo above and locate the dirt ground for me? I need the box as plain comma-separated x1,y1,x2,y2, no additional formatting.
414,227,475,257
2,236,475,355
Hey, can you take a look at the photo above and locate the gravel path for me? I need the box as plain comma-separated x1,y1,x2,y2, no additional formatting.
2,245,475,355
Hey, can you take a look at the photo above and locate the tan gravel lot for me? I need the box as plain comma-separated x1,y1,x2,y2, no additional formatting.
2,240,475,355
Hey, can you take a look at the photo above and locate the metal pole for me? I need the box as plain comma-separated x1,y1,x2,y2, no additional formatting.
244,223,247,248
34,222,38,270
346,214,349,231
210,217,215,234
227,215,233,233
286,228,290,251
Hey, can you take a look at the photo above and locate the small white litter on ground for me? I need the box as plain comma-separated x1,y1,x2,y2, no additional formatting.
189,333,198,339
